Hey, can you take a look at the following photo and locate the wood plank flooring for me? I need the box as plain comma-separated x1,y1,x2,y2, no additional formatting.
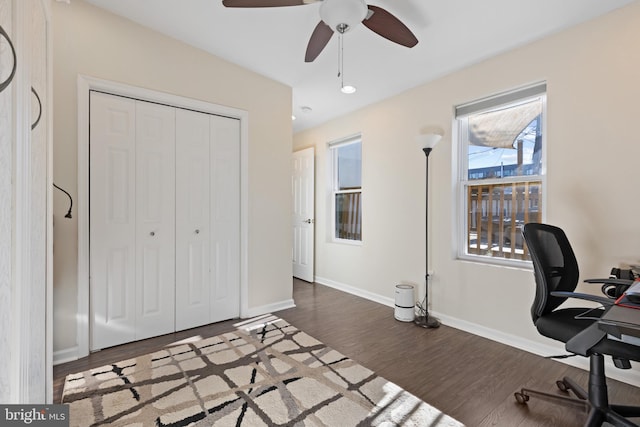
54,278,640,426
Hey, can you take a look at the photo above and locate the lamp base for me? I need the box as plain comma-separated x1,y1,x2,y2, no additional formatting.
414,314,440,329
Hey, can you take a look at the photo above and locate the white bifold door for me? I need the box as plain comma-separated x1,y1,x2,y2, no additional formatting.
90,91,240,351
174,111,240,331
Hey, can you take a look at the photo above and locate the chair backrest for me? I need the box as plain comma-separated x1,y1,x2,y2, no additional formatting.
523,223,580,323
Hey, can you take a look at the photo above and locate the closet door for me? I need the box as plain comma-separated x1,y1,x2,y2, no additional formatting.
90,92,137,350
175,109,211,330
90,92,239,347
90,94,176,349
210,115,240,321
134,101,176,341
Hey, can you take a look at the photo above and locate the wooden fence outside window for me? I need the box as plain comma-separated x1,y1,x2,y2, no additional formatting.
467,181,542,260
335,192,361,241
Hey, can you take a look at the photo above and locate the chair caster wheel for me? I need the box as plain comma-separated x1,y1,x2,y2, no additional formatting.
556,380,568,392
514,391,529,404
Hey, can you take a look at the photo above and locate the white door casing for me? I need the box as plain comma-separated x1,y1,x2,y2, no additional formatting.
292,147,315,282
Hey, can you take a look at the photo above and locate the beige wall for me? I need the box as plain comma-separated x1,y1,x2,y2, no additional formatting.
52,1,293,354
294,2,640,366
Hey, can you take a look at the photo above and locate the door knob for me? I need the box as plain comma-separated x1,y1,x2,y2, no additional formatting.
195,229,200,234
150,231,155,236
303,219,314,224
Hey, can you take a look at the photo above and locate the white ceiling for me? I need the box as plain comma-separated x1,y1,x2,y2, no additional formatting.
82,0,635,133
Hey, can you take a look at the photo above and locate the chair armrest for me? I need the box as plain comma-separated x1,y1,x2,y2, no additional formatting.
550,291,614,306
584,278,634,286
583,278,634,299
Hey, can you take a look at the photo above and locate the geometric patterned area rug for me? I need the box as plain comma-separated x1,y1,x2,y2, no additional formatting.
62,315,464,426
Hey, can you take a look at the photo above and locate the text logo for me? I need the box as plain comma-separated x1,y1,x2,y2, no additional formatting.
1,405,69,426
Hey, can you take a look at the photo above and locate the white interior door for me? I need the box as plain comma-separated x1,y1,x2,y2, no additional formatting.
134,101,176,341
210,115,240,322
175,109,211,330
292,147,315,282
90,92,137,350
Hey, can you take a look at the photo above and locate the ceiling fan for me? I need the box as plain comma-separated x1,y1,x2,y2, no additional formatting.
221,0,418,62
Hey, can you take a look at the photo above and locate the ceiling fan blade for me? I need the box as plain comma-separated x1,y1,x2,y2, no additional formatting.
362,5,418,48
305,21,333,62
222,0,309,7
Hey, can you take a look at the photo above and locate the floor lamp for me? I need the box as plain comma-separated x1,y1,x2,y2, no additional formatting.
415,132,442,329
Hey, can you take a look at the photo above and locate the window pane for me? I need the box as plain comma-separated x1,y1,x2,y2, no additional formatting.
337,142,361,190
466,181,542,260
457,86,545,264
467,99,542,180
335,192,361,241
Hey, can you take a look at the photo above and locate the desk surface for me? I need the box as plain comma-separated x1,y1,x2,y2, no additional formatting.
598,305,640,339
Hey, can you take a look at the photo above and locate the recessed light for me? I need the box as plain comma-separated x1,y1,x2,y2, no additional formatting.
341,85,356,94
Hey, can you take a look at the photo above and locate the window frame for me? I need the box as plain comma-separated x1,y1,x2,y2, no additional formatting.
454,83,547,267
329,135,363,245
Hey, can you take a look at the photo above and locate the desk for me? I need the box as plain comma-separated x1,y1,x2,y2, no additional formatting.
598,305,640,340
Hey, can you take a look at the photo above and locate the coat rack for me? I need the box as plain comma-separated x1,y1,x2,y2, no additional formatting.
0,24,17,94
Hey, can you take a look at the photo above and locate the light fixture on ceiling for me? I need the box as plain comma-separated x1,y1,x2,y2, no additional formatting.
318,0,365,94
337,26,357,95
319,0,368,34
341,85,356,94
223,0,419,64
224,0,420,94
292,115,297,121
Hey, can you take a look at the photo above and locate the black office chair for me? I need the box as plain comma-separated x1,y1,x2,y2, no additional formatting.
515,223,640,427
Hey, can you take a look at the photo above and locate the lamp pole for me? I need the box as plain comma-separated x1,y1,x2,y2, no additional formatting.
415,136,441,328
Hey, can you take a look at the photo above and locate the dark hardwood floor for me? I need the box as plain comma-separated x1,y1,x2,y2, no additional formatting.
54,278,640,426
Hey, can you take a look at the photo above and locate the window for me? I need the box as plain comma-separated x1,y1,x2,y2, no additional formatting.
330,136,362,242
456,83,546,263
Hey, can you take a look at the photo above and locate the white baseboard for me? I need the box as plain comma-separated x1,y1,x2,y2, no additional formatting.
242,299,296,319
314,276,395,308
313,278,640,388
54,299,295,366
433,311,640,388
53,346,79,366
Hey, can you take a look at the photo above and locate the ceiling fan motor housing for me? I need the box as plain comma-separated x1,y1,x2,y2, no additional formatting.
320,0,368,33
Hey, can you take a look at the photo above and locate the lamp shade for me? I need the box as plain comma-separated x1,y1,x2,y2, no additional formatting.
320,0,367,32
416,132,443,150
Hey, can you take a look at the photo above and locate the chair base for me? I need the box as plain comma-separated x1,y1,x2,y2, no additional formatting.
514,355,640,427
